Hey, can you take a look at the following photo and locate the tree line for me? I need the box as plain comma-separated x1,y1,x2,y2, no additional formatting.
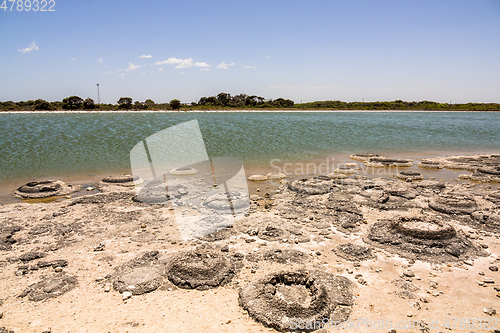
0,97,182,111
0,95,499,111
296,100,500,111
194,93,294,108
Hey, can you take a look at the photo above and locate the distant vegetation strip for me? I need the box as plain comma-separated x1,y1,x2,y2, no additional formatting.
1,93,499,111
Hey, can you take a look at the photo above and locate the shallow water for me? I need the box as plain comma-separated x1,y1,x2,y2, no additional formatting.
0,111,499,203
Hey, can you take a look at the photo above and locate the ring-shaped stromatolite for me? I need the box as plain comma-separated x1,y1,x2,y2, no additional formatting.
15,180,80,199
486,191,500,205
460,166,500,183
333,243,375,262
169,166,198,175
476,166,500,176
396,171,424,182
350,153,381,162
101,174,142,186
326,173,348,180
384,183,418,200
113,266,163,295
333,166,356,175
365,215,485,262
471,211,500,232
417,160,444,169
391,217,456,240
365,157,413,168
133,181,169,204
239,270,354,332
112,251,165,295
267,172,287,180
202,190,250,214
249,174,268,181
417,154,500,172
428,193,478,215
335,212,364,234
166,248,236,290
288,178,334,195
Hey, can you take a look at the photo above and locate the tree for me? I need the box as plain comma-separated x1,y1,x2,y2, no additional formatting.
82,98,95,110
170,99,181,110
216,92,231,106
33,99,53,111
198,96,219,106
134,101,147,110
144,99,155,108
272,98,294,108
232,93,248,107
117,97,133,109
62,96,83,110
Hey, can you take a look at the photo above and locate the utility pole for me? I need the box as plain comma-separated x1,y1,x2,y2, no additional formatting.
97,84,101,105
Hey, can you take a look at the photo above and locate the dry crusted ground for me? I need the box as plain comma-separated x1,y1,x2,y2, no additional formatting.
0,155,500,333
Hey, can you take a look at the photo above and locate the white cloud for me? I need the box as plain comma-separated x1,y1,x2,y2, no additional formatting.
140,54,152,58
158,67,163,72
243,65,256,69
194,61,210,67
125,62,143,72
151,71,154,74
98,58,103,64
176,58,194,69
19,41,39,53
217,61,235,70
201,68,210,71
155,57,210,69
155,57,184,65
72,58,77,61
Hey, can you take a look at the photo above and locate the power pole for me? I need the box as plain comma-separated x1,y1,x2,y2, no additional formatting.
97,84,101,105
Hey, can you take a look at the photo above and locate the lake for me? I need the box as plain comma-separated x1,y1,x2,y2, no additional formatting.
0,111,499,201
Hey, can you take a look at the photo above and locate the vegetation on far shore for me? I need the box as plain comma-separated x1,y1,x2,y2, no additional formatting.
1,93,499,111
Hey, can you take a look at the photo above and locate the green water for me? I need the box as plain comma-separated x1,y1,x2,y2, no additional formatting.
0,111,499,182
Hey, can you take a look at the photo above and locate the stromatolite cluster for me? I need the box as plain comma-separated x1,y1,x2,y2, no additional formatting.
288,177,336,195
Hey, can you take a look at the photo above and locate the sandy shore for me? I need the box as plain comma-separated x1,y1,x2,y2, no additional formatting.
0,153,499,332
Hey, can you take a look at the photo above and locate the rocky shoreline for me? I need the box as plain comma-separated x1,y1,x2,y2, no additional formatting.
0,154,499,332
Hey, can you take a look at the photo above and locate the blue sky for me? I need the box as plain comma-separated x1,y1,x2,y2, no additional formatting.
1,0,499,104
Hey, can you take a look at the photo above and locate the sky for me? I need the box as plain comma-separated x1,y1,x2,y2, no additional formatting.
0,0,499,104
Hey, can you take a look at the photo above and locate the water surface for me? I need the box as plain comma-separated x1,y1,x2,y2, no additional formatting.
0,111,498,183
